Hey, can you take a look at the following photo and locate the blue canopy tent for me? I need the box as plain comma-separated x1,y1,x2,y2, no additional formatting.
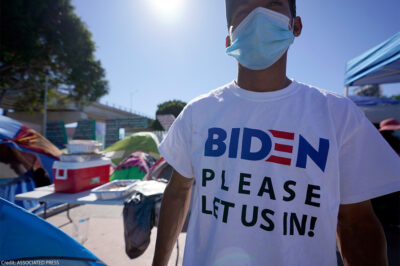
344,32,400,123
0,197,104,265
345,32,400,95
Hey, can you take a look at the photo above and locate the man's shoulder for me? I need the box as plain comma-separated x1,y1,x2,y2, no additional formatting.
297,81,346,100
186,82,233,108
297,81,366,126
296,81,358,109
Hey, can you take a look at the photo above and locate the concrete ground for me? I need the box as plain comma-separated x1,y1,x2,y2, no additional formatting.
46,204,400,266
47,204,186,266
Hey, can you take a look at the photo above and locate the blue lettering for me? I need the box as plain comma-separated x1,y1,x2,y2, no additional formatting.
241,128,272,161
229,128,240,158
204,128,227,157
296,135,330,172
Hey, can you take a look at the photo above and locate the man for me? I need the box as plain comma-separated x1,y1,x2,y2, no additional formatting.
152,1,400,265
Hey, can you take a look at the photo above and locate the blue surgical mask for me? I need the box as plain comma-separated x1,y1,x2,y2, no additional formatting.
226,7,295,70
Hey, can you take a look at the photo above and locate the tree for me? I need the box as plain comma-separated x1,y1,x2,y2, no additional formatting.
0,0,109,112
150,119,164,131
151,100,187,130
156,100,187,118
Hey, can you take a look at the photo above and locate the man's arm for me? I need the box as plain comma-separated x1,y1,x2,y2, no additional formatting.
336,200,387,266
152,170,194,266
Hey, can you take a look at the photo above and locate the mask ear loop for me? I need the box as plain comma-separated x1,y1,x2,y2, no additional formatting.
229,26,234,39
289,18,295,31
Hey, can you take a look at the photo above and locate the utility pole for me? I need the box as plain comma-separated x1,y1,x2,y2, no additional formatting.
130,92,133,112
42,68,49,137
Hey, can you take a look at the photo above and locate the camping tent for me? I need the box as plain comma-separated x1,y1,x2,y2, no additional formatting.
345,32,400,95
110,152,156,181
104,132,160,165
349,95,400,123
0,115,61,208
0,197,104,265
0,115,61,180
144,158,173,182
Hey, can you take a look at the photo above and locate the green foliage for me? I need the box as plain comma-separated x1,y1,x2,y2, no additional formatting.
155,100,187,118
151,100,186,131
391,95,400,100
150,119,164,131
0,0,109,111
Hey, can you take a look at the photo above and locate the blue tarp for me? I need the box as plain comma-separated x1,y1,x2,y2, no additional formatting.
0,115,59,210
1,141,56,183
0,115,21,140
349,95,400,123
0,171,37,209
349,95,400,106
0,197,104,264
0,115,58,181
345,32,400,86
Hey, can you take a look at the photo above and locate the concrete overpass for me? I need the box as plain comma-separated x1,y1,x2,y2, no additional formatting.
1,90,151,132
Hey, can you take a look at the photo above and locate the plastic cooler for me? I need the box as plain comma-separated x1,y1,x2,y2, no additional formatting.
53,158,111,193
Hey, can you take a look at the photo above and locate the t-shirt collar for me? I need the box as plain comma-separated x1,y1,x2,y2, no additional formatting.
229,79,299,102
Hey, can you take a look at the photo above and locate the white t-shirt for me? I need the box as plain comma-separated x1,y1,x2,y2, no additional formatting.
158,80,400,266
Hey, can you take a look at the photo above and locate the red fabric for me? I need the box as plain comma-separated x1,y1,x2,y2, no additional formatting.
12,125,60,159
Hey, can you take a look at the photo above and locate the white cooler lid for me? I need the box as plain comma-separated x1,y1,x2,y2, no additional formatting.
53,158,111,170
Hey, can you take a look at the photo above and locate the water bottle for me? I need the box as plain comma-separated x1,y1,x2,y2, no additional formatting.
72,217,90,244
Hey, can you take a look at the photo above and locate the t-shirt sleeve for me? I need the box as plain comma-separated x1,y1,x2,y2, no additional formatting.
339,106,400,204
158,105,194,179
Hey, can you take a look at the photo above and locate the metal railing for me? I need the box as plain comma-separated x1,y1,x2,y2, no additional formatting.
99,100,154,120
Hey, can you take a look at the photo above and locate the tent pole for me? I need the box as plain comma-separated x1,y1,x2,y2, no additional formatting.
345,86,350,97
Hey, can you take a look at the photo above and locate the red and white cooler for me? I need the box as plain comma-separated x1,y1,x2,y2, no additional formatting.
53,158,111,193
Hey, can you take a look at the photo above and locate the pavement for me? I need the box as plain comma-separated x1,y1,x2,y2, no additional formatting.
45,204,400,266
47,204,186,266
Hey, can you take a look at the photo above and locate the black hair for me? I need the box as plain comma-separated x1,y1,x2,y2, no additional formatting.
289,0,296,18
225,0,297,27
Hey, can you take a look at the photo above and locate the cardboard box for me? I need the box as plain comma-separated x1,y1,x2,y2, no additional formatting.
53,158,111,193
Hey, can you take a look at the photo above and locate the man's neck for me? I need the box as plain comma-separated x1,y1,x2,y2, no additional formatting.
236,53,291,92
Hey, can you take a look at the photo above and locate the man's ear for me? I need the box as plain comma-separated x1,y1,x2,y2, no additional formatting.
226,35,231,48
293,17,303,37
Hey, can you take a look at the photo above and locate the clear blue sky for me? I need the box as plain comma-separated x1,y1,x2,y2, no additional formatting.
72,0,400,118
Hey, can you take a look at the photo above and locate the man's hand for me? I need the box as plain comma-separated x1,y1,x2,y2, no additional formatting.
152,170,194,266
337,200,388,266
